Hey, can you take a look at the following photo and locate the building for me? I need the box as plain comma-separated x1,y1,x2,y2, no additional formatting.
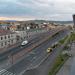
0,24,11,30
15,30,27,42
73,14,75,29
0,29,17,48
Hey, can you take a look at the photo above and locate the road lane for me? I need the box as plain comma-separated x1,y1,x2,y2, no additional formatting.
0,29,55,60
0,27,67,61
5,29,69,75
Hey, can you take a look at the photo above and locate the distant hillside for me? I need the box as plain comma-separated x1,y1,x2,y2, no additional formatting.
51,21,73,24
24,20,73,24
0,20,73,25
0,20,17,22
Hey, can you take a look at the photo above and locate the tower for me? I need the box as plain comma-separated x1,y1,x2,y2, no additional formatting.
73,14,75,29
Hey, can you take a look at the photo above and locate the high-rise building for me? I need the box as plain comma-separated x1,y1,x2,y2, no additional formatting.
73,14,75,29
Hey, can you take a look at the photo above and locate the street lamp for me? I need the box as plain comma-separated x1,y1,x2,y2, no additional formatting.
26,26,30,40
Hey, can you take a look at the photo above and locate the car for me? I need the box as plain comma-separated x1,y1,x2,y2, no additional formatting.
46,48,53,53
51,42,58,48
21,40,28,46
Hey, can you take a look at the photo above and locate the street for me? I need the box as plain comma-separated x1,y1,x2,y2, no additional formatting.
0,28,63,61
5,28,69,75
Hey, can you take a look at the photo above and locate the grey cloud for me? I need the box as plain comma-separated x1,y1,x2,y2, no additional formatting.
0,0,74,20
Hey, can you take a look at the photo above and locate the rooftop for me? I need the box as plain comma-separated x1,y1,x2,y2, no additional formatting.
0,29,15,36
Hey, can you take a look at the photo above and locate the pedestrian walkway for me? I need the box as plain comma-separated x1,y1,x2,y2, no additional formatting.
0,42,21,54
56,42,75,75
56,57,73,75
0,58,11,71
0,69,15,75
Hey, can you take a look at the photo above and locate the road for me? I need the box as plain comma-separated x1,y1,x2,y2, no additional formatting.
23,33,70,75
23,46,62,75
1,28,69,75
0,27,66,61
0,29,55,60
70,41,75,75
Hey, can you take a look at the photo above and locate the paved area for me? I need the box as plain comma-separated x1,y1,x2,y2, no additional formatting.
56,58,73,75
56,42,75,75
0,27,69,75
0,29,48,53
23,29,70,75
7,30,67,75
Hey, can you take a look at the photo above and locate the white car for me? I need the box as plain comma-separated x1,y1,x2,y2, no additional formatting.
21,40,28,46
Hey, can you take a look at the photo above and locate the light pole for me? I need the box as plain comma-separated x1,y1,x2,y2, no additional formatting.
26,26,30,40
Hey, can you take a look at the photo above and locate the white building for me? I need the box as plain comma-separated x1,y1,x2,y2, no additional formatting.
0,29,17,48
15,31,27,41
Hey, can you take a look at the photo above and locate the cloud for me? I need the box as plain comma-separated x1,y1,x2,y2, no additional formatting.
0,0,75,20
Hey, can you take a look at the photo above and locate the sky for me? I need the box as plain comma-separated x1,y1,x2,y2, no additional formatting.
0,0,75,21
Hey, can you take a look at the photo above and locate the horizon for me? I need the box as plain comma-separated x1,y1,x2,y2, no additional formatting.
0,19,73,22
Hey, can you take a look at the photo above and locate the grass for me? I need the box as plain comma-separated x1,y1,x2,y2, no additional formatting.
48,32,75,75
59,36,68,44
49,54,69,75
59,32,75,45
70,32,75,41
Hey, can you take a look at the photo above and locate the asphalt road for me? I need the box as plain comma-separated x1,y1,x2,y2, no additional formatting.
0,29,55,60
0,28,66,61
4,29,70,75
23,31,71,75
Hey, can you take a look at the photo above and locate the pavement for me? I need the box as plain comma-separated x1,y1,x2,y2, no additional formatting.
0,28,67,75
0,28,66,62
56,58,72,75
56,41,75,75
0,29,49,54
0,29,48,53
0,27,70,75
6,29,69,75
8,32,65,75
23,30,70,75
0,30,51,61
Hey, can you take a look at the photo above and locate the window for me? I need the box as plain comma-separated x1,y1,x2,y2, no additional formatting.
24,37,25,39
11,40,13,43
8,35,10,38
1,43,3,46
11,34,13,37
5,36,6,39
5,42,7,45
1,37,3,40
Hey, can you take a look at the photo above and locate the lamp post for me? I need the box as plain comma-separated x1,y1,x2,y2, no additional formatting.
26,26,30,40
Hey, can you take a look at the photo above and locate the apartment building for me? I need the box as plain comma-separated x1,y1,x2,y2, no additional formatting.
15,30,27,41
0,29,16,48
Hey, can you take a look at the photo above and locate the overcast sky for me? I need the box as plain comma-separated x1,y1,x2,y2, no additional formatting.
0,0,75,21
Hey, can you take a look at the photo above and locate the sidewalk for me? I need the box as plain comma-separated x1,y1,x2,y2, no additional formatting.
0,42,21,54
56,42,75,75
56,57,73,75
